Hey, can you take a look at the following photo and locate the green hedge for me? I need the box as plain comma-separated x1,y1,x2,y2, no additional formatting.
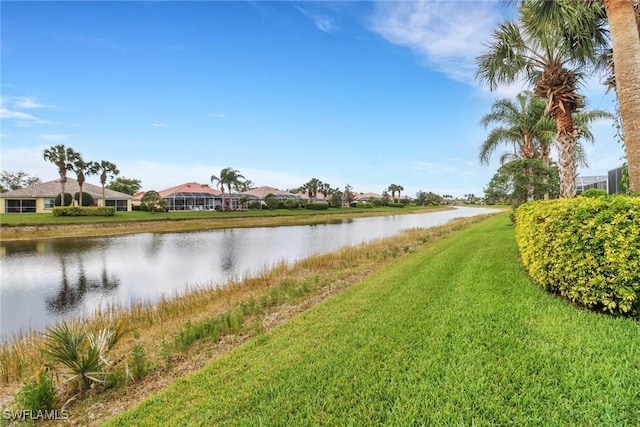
515,196,640,317
388,203,405,208
53,206,116,217
305,202,329,210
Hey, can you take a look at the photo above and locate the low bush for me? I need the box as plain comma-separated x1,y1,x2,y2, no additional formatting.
247,201,262,210
52,206,116,217
306,202,329,210
284,199,300,209
515,196,640,317
54,193,73,207
580,188,608,198
388,203,405,208
15,370,57,412
73,192,95,206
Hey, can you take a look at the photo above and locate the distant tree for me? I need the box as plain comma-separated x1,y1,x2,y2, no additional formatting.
329,190,343,208
415,191,443,206
43,145,80,206
72,157,99,206
301,178,322,200
381,190,391,206
97,161,120,206
343,184,355,207
263,193,278,210
318,182,333,199
106,177,142,195
211,167,246,210
0,171,41,192
484,158,559,207
140,190,165,213
239,179,256,191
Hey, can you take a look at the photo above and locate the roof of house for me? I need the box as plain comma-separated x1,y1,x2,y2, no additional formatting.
241,186,300,199
355,192,383,201
156,183,222,198
0,178,132,199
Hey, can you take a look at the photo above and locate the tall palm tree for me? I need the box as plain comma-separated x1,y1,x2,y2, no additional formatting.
211,167,246,210
302,178,322,200
72,157,99,206
387,184,399,201
476,1,608,197
480,91,556,165
97,161,120,207
602,0,640,192
43,145,80,206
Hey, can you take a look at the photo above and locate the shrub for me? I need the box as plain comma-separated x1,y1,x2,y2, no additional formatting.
264,194,278,210
371,199,384,207
39,320,127,393
306,202,329,210
52,206,115,216
388,203,405,208
580,188,608,198
248,201,262,210
515,196,640,317
284,199,300,209
54,193,73,207
73,192,95,206
15,370,57,412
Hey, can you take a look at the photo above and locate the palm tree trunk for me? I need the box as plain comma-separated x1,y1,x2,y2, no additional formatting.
555,110,578,198
604,0,640,192
541,143,552,199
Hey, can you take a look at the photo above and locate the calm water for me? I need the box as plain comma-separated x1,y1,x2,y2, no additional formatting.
0,207,500,339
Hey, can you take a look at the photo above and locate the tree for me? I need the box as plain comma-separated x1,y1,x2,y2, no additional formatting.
140,190,165,213
263,193,278,210
533,0,640,191
318,182,333,199
72,157,99,206
480,91,555,164
416,191,443,206
106,177,142,195
476,1,608,197
484,158,559,206
0,171,41,192
301,178,322,200
387,184,399,202
97,161,120,206
211,167,246,210
343,184,355,207
43,145,80,206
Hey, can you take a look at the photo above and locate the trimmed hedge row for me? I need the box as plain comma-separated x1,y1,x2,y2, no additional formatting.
515,196,640,317
306,203,329,210
53,207,116,217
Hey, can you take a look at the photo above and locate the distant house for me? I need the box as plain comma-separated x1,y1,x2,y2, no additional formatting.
241,186,300,201
141,183,223,211
354,192,383,202
0,178,132,213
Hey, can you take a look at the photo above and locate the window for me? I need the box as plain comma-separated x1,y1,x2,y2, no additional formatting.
105,199,128,211
5,199,37,213
44,198,55,209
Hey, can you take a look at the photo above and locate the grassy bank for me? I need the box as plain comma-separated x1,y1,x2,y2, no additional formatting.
0,205,451,241
106,214,640,426
1,214,490,423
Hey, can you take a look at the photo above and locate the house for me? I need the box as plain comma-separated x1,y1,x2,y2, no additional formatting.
241,186,300,201
0,178,132,213
146,183,223,211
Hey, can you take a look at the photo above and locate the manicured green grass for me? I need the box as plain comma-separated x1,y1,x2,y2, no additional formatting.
105,214,640,426
0,205,440,226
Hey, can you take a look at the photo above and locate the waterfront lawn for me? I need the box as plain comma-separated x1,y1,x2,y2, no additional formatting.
106,214,640,426
0,205,444,226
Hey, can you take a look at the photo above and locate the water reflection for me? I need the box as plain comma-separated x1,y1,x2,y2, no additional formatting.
1,207,501,338
45,257,121,314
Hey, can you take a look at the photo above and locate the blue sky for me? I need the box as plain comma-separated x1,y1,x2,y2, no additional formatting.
0,1,623,197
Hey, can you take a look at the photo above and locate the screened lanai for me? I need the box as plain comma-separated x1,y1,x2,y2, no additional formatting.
164,191,221,211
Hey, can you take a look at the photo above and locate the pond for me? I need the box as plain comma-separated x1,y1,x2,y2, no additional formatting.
0,207,501,339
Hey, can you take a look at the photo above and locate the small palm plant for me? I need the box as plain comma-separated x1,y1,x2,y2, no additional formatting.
39,320,126,394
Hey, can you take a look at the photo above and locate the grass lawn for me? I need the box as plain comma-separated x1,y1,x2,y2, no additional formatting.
105,213,640,425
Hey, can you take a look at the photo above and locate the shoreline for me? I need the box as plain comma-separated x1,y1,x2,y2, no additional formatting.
0,206,457,241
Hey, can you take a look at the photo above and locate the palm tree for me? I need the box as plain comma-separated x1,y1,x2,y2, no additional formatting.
211,167,246,210
397,185,404,200
72,157,99,206
43,145,80,206
533,0,640,191
302,178,322,200
387,184,399,201
476,1,608,197
602,0,640,192
97,161,120,206
480,91,556,165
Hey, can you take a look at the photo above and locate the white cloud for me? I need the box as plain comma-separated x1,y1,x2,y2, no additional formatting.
12,96,56,109
39,134,67,142
151,123,169,128
208,113,226,119
0,108,52,127
371,2,501,82
297,6,337,34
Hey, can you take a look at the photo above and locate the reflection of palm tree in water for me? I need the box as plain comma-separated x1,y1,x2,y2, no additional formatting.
46,256,121,314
